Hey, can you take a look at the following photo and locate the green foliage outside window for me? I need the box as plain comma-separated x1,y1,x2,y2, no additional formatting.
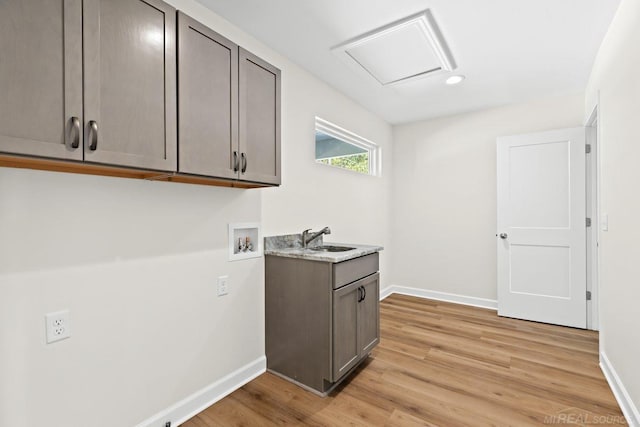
317,153,369,174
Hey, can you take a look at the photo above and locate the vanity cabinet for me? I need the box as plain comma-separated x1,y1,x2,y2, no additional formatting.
332,272,380,381
0,0,176,171
265,252,380,395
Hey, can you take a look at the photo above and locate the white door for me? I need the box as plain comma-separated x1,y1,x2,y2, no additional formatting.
497,127,586,328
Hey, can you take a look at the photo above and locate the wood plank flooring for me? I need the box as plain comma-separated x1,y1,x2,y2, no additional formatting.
183,294,626,426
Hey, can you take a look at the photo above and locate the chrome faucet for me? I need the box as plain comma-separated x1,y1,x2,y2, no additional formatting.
302,226,331,248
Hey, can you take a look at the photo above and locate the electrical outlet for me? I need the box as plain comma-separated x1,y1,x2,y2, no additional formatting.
217,275,229,296
45,310,71,344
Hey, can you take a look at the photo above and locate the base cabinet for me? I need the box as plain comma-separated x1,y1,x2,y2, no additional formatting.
265,253,380,396
332,273,380,382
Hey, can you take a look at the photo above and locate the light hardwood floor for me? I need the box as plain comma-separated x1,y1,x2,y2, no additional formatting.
183,294,626,426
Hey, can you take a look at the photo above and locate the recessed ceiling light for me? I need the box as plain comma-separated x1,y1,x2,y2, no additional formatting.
446,75,465,85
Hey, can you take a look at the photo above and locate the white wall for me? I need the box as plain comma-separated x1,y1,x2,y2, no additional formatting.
0,1,391,426
585,0,640,419
389,93,584,300
0,173,264,427
261,65,393,275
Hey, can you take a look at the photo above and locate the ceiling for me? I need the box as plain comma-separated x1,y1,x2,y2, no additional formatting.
197,0,621,124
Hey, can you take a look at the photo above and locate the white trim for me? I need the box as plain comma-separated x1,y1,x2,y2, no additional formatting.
315,117,381,176
600,351,640,427
380,285,395,301
379,285,497,310
585,103,600,330
134,356,266,427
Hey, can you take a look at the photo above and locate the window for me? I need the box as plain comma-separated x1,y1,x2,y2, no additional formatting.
315,117,380,176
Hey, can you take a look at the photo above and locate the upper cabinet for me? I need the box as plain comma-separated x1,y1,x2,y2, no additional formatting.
177,16,281,185
239,49,281,185
83,0,177,171
0,0,83,160
0,0,280,188
177,12,238,179
0,0,176,171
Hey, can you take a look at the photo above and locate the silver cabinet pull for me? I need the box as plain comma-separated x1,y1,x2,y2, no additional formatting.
233,151,239,172
241,152,247,173
499,233,508,239
88,120,98,151
66,117,80,149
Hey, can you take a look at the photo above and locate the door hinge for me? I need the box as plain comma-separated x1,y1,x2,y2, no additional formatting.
586,144,592,154
586,217,592,227
586,291,592,301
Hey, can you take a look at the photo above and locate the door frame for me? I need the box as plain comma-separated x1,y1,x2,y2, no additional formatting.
585,103,600,331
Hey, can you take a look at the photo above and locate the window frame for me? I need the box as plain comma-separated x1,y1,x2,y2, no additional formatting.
314,117,381,176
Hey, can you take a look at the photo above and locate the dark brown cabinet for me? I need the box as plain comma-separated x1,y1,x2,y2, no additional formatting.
265,252,380,395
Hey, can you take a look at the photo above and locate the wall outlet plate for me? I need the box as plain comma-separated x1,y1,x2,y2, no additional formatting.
45,310,71,344
217,276,229,296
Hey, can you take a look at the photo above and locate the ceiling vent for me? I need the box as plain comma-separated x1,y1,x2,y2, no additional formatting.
331,10,456,86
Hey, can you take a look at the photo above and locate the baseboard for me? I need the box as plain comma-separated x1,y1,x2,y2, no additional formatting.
134,356,266,427
379,285,497,310
600,351,640,427
379,285,395,301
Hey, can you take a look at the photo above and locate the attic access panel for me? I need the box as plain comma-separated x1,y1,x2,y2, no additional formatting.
332,10,456,86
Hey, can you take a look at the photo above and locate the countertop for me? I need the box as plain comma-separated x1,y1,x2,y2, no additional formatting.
264,233,383,263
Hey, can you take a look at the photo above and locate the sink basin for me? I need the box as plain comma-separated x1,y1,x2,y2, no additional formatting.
308,245,356,252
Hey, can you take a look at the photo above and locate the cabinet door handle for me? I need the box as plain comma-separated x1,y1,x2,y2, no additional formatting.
66,116,80,149
241,153,247,173
362,286,366,301
357,286,363,303
233,151,239,172
87,120,98,151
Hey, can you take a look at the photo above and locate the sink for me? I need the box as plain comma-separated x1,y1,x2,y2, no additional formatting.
308,245,356,252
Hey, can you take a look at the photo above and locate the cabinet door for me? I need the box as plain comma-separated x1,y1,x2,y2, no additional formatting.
83,0,177,171
238,48,281,185
358,273,380,356
332,280,360,382
0,0,83,160
177,12,238,179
